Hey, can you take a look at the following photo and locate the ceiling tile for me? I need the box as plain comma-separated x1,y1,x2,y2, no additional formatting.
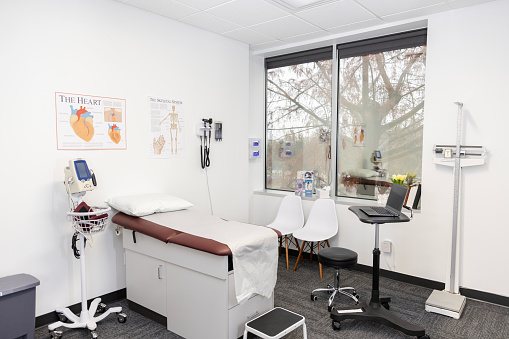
223,27,279,45
174,0,232,11
282,30,332,43
117,0,198,20
447,0,495,10
295,0,375,30
249,15,321,39
206,0,291,26
250,40,289,52
327,18,384,34
179,12,241,34
356,0,446,17
381,3,451,22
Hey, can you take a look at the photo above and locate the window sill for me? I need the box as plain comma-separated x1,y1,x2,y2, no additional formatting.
254,189,378,207
253,189,420,212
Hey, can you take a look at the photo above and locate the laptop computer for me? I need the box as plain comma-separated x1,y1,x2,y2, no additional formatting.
360,183,409,217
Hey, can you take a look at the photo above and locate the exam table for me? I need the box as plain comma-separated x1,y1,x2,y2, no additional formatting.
112,209,280,339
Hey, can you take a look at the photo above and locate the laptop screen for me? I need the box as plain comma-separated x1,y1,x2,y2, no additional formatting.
386,183,409,212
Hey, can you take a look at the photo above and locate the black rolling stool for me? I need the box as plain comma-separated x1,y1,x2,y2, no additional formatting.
311,247,359,311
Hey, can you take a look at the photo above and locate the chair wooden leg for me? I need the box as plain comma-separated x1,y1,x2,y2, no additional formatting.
285,235,290,270
326,239,331,248
294,241,306,271
309,242,314,263
318,241,322,279
295,238,301,252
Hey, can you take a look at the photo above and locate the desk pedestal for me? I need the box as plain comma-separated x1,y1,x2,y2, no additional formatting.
330,219,428,339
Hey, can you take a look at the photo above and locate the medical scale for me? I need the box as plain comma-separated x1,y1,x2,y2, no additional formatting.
48,159,126,339
425,102,487,319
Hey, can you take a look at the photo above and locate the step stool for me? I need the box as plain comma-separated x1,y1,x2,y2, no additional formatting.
243,307,307,339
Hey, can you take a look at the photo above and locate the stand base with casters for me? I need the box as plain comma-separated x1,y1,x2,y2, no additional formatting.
331,300,429,338
48,218,127,339
331,206,430,339
48,298,126,338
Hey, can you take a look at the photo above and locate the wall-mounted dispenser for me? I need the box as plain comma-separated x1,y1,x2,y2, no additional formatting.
249,138,261,159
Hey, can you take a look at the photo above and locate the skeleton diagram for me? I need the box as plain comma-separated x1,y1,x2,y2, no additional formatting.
159,105,181,154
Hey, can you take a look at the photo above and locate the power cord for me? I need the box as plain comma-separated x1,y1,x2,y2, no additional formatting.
71,232,87,259
205,167,214,215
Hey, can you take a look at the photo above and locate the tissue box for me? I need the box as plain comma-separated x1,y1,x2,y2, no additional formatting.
316,188,330,198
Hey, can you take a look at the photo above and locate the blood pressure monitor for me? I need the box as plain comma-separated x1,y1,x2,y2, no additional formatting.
64,158,97,194
371,150,383,164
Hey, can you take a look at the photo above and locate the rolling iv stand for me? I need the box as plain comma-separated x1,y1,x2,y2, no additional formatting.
48,159,127,339
426,102,487,319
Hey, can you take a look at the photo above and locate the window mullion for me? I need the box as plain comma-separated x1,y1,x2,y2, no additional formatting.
330,46,339,197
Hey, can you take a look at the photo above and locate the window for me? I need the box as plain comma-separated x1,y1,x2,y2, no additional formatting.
265,47,333,191
337,30,427,200
265,30,427,202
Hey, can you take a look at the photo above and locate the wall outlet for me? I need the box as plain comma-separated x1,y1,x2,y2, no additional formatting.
382,240,392,253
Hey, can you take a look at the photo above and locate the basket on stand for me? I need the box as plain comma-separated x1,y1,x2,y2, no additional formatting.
67,207,111,234
49,205,126,339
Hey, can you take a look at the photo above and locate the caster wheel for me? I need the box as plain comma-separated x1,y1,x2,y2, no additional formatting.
382,302,390,310
311,294,317,301
118,312,127,323
50,330,62,339
97,303,108,313
90,330,98,339
418,335,430,339
328,305,335,312
57,313,67,323
332,320,341,331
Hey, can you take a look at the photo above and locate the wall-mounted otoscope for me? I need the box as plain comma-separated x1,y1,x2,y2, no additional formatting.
196,118,213,168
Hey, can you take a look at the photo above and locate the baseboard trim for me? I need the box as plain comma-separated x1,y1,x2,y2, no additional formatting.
35,288,126,328
36,253,509,329
287,248,509,308
127,300,166,326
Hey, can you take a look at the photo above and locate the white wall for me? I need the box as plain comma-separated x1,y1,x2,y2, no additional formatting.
249,0,509,297
0,0,250,316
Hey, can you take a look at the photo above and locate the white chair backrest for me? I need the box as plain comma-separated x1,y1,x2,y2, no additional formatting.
267,195,305,231
304,199,338,239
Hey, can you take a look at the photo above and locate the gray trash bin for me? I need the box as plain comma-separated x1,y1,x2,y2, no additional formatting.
0,273,40,339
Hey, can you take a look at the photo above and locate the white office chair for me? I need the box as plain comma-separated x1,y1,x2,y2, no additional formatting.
293,199,338,278
267,195,305,270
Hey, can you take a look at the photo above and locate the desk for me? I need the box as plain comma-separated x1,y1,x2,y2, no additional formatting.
330,206,429,339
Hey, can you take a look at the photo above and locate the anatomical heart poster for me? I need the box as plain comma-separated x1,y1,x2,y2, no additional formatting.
56,92,126,150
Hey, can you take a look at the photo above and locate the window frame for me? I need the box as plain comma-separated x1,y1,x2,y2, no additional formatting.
265,47,333,192
264,29,427,200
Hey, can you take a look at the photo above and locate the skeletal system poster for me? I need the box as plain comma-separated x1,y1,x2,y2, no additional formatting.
56,92,126,150
148,96,185,158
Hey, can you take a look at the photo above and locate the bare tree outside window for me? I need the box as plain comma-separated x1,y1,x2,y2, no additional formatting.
265,33,426,203
337,46,426,199
266,60,333,191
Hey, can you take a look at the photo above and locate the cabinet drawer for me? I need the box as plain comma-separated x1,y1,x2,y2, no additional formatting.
229,293,273,339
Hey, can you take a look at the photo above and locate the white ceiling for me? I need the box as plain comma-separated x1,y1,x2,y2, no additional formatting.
114,0,495,52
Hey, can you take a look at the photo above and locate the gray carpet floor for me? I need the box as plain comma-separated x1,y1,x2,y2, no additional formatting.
35,255,509,338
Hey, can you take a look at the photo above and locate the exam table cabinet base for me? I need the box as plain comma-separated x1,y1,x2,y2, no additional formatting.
123,231,273,339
